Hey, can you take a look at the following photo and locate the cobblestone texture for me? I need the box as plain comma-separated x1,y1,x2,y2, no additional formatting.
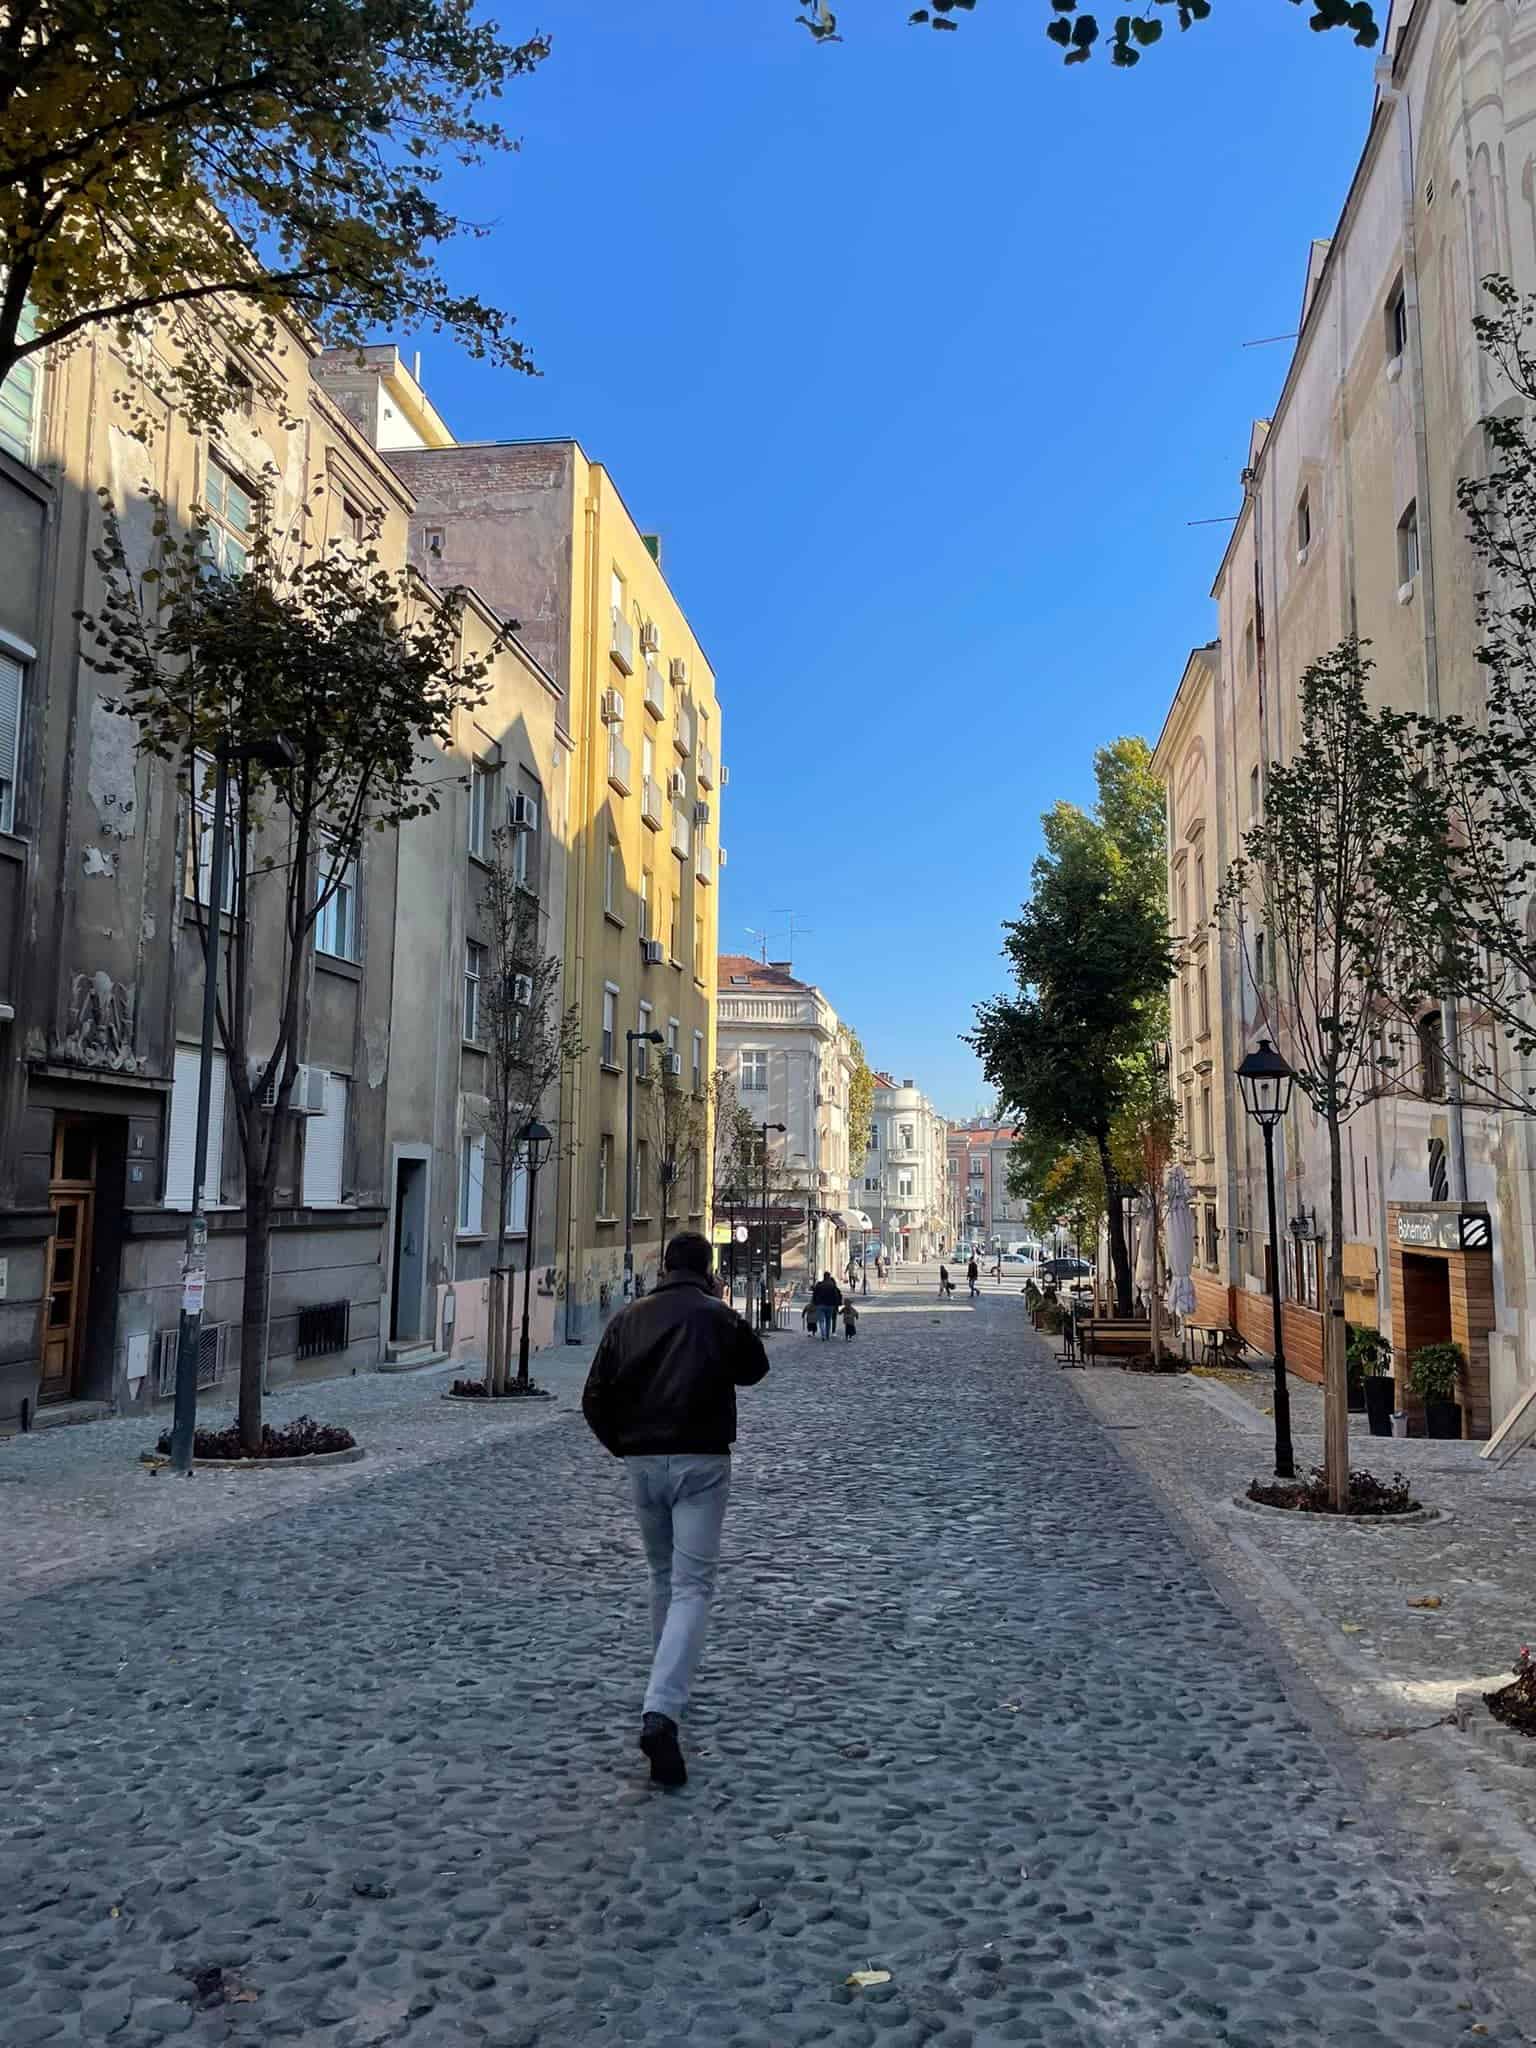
0,1284,1526,2045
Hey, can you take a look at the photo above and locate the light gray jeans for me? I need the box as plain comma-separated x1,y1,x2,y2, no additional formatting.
627,1453,732,1723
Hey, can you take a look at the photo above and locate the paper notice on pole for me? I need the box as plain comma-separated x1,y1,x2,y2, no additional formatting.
181,1269,206,1316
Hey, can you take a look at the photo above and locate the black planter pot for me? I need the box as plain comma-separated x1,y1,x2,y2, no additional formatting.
1347,1380,1367,1413
1363,1374,1396,1437
1424,1397,1463,1440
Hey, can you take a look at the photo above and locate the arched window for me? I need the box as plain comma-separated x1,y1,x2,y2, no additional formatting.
1417,1010,1445,1101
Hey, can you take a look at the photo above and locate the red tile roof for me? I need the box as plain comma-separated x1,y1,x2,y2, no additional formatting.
717,954,811,994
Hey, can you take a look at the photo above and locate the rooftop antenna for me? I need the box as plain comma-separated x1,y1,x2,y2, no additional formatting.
771,910,814,969
743,925,772,965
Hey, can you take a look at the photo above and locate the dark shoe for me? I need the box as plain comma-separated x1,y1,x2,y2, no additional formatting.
639,1712,687,1787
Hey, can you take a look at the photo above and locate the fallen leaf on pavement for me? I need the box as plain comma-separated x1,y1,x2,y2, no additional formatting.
1341,1622,1364,1634
846,1969,892,1989
1407,1595,1443,1610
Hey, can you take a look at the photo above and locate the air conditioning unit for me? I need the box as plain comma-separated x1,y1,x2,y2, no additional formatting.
642,938,665,966
639,620,660,654
669,656,688,685
667,770,687,799
601,688,625,725
662,1051,683,1077
511,792,539,830
255,1062,326,1113
693,800,710,827
720,764,730,788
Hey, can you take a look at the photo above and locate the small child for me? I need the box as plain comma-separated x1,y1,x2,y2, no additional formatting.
842,1299,859,1341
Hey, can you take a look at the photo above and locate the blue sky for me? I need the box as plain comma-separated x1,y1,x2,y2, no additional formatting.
413,1,1377,1116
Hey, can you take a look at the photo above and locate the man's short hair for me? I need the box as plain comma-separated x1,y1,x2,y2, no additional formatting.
664,1231,713,1276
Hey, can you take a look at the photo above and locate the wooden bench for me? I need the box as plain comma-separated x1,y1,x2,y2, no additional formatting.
1081,1318,1153,1362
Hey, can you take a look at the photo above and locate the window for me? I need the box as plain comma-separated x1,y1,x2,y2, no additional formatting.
1243,619,1256,677
423,525,445,559
458,1131,485,1235
1204,1203,1219,1267
315,841,358,962
1418,1009,1446,1100
203,458,256,577
1397,500,1420,585
869,1124,879,1149
506,1158,529,1235
340,499,366,544
740,1049,768,1093
865,1176,879,1192
639,868,652,939
1387,277,1408,362
0,651,23,833
669,892,681,962
302,1073,348,1207
190,753,240,910
464,941,486,1041
1194,855,1206,923
1177,877,1189,939
637,1002,653,1078
1198,963,1210,1036
164,1046,227,1209
512,790,539,890
666,1017,679,1062
605,838,619,917
468,760,496,859
635,1138,651,1214
689,1148,702,1213
1181,980,1193,1045
1200,1085,1213,1159
598,1133,614,1217
602,987,618,1067
1296,489,1311,553
898,1173,914,1197
692,1029,704,1094
1249,765,1260,824
899,1123,914,1151
0,302,40,464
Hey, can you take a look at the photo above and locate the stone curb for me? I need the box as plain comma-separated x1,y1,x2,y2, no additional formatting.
1231,1492,1447,1527
440,1390,555,1406
1452,1690,1536,1768
138,1445,365,1473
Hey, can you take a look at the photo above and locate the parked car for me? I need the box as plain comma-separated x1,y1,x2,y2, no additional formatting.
1039,1256,1093,1284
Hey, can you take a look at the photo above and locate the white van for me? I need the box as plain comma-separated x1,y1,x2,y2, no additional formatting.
1003,1240,1044,1268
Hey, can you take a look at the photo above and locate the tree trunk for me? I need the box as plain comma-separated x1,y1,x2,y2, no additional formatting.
1324,1113,1350,1511
489,1210,508,1396
1097,1133,1133,1315
238,1178,273,1455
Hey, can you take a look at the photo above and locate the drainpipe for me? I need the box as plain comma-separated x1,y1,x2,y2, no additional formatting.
1379,53,1467,1201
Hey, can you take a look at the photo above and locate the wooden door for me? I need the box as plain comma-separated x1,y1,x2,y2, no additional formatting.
40,1122,97,1404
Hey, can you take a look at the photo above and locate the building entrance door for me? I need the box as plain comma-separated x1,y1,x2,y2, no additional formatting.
41,1120,99,1404
390,1157,427,1344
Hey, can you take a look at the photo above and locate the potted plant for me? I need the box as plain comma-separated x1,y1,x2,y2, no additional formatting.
1347,1326,1395,1437
1408,1341,1464,1440
1344,1324,1368,1413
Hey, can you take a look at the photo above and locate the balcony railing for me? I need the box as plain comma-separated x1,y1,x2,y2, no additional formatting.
610,609,635,674
697,743,716,788
641,775,663,829
674,703,694,758
607,733,632,796
644,663,666,717
671,806,691,860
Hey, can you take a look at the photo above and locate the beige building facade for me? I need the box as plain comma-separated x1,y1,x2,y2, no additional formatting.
1152,0,1536,1435
864,1076,948,1263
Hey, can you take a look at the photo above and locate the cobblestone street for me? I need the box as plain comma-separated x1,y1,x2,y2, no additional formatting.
1,1282,1528,2047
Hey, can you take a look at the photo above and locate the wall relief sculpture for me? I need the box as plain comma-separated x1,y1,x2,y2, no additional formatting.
53,971,144,1073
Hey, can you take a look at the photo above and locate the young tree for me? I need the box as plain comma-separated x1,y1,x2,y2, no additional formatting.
644,1060,706,1266
0,0,547,426
847,1033,876,1167
1219,640,1446,1509
472,831,583,1394
83,493,498,1451
1109,1059,1180,1359
970,738,1174,1314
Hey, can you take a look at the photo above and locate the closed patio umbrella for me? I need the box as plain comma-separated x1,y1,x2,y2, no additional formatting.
1163,1165,1197,1321
1133,1194,1156,1301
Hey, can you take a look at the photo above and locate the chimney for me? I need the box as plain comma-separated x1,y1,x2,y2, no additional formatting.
769,960,793,972
642,533,663,567
902,1077,914,1089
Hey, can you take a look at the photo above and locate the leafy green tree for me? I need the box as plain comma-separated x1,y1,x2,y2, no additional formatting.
82,492,498,1450
1218,640,1447,1509
847,1033,876,1169
645,1060,706,1266
0,0,547,427
971,738,1173,1314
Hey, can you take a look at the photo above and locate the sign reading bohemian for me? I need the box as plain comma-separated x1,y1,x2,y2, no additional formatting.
1394,1208,1492,1253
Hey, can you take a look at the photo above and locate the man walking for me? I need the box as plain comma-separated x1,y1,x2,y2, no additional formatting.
582,1232,769,1789
967,1256,980,1299
811,1269,843,1341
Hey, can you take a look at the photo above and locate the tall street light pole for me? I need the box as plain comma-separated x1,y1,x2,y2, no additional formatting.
759,1119,786,1331
1237,1038,1297,1481
169,733,295,1477
514,1118,552,1391
624,1027,664,1300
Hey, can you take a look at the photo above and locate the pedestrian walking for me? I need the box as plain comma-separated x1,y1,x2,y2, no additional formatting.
581,1231,769,1789
938,1263,956,1299
967,1257,980,1299
841,1298,859,1341
811,1270,843,1341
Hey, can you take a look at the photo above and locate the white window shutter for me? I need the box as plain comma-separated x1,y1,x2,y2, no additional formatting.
470,1135,485,1230
0,654,22,831
506,1161,529,1233
164,1047,226,1210
301,1073,347,1207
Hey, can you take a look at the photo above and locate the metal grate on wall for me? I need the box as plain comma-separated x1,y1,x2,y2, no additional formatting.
296,1300,350,1361
154,1324,228,1398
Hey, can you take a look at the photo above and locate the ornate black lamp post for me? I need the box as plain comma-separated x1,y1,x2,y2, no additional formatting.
1236,1038,1297,1479
514,1118,552,1391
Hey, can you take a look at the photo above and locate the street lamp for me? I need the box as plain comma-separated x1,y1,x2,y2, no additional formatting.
514,1118,553,1391
624,1027,664,1299
1236,1037,1297,1480
759,1120,786,1331
169,732,297,1477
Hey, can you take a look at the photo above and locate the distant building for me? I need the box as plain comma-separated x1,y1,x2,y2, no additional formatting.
862,1077,947,1262
946,1120,1024,1247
